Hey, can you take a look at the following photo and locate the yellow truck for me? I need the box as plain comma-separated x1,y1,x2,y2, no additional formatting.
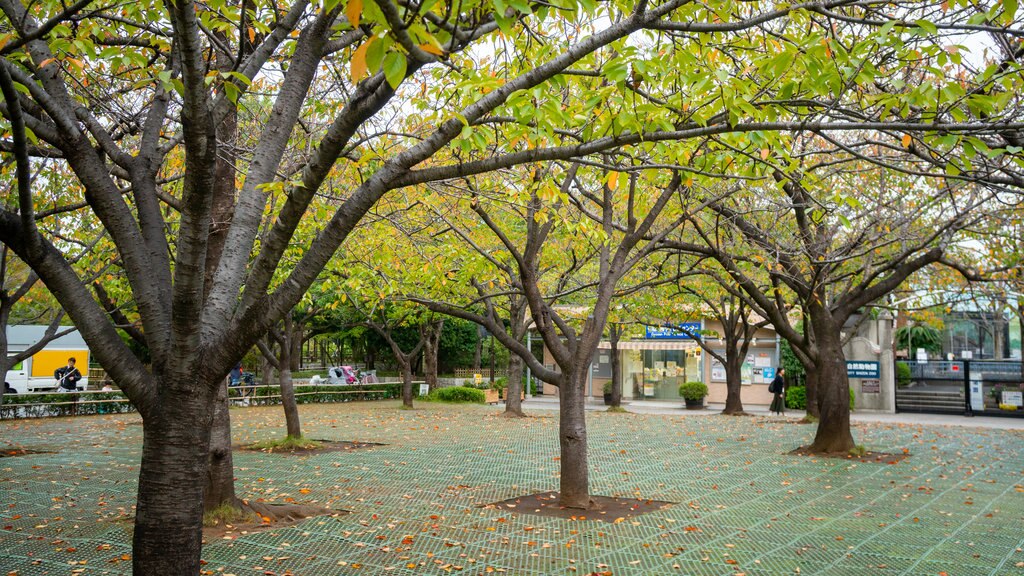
4,326,90,394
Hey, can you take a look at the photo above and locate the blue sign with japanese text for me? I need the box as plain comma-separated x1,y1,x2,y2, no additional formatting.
645,322,702,340
846,361,880,378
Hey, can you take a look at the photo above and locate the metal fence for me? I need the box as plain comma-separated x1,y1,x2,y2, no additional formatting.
896,360,1023,417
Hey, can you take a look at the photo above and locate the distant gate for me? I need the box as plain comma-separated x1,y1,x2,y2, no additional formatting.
896,360,1023,417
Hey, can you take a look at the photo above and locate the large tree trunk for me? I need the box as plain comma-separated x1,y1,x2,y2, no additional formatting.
423,320,443,390
400,359,414,409
133,386,215,575
504,354,525,417
279,366,301,438
558,367,591,508
721,332,745,415
290,323,303,371
609,327,622,408
205,379,239,512
722,344,744,415
807,323,855,453
804,367,821,419
278,325,302,438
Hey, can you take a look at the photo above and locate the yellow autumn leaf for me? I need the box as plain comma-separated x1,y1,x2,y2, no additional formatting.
607,171,619,190
418,42,445,56
351,39,372,81
346,0,362,29
902,133,912,147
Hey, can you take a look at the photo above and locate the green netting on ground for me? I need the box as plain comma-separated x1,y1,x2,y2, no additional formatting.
3,401,1024,575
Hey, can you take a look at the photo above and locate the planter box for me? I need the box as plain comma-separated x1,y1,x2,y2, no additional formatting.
684,398,705,410
499,388,525,401
484,389,500,404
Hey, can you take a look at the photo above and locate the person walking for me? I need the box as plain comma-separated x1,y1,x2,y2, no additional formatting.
769,368,786,415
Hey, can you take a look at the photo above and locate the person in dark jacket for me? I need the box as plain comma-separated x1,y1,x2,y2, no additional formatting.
55,357,83,391
769,368,786,415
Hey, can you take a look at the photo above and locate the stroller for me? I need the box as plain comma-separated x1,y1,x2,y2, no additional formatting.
328,365,360,385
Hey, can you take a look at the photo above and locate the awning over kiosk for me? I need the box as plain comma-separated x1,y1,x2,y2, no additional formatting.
597,340,698,351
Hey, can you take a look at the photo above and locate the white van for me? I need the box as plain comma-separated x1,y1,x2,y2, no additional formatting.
4,326,90,394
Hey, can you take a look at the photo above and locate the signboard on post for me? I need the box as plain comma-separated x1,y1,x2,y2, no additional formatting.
419,383,430,396
846,361,880,378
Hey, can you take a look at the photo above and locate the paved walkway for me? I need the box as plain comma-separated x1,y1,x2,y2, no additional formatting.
2,401,1024,575
520,396,1024,429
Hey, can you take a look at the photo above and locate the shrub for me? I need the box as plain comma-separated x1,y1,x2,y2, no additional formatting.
603,381,613,394
427,386,485,404
678,381,709,401
785,386,807,410
896,363,912,387
785,386,856,411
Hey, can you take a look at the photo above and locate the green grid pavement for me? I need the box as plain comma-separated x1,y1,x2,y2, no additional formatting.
2,401,1024,575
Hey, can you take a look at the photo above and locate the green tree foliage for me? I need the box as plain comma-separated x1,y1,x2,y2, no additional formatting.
895,324,944,355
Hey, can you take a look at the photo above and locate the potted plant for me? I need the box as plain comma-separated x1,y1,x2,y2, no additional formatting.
483,382,500,404
603,381,613,405
678,381,708,410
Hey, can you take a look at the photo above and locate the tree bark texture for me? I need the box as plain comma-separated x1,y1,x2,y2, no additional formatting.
423,320,443,391
723,349,744,415
280,366,301,438
807,320,855,453
609,326,622,408
133,385,215,575
804,368,821,419
558,368,591,508
205,379,239,512
401,360,414,408
504,354,525,417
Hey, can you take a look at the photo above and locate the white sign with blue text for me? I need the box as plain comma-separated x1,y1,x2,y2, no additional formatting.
645,322,702,339
846,361,880,378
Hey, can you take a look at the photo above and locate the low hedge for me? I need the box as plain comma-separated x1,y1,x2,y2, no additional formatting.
1,383,403,420
785,386,855,411
1,391,136,419
425,386,485,404
233,383,402,405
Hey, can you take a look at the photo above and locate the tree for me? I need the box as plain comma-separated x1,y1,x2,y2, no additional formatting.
2,0,701,569
257,307,321,439
415,164,692,507
667,165,997,452
3,0,1022,568
675,289,768,415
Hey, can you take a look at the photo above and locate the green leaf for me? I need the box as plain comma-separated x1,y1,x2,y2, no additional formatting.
914,19,938,34
1005,0,1018,22
383,51,407,88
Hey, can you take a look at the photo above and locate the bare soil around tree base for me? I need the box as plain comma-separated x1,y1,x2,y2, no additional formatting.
237,439,385,455
203,501,347,540
1,447,53,457
789,446,910,464
484,492,673,522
